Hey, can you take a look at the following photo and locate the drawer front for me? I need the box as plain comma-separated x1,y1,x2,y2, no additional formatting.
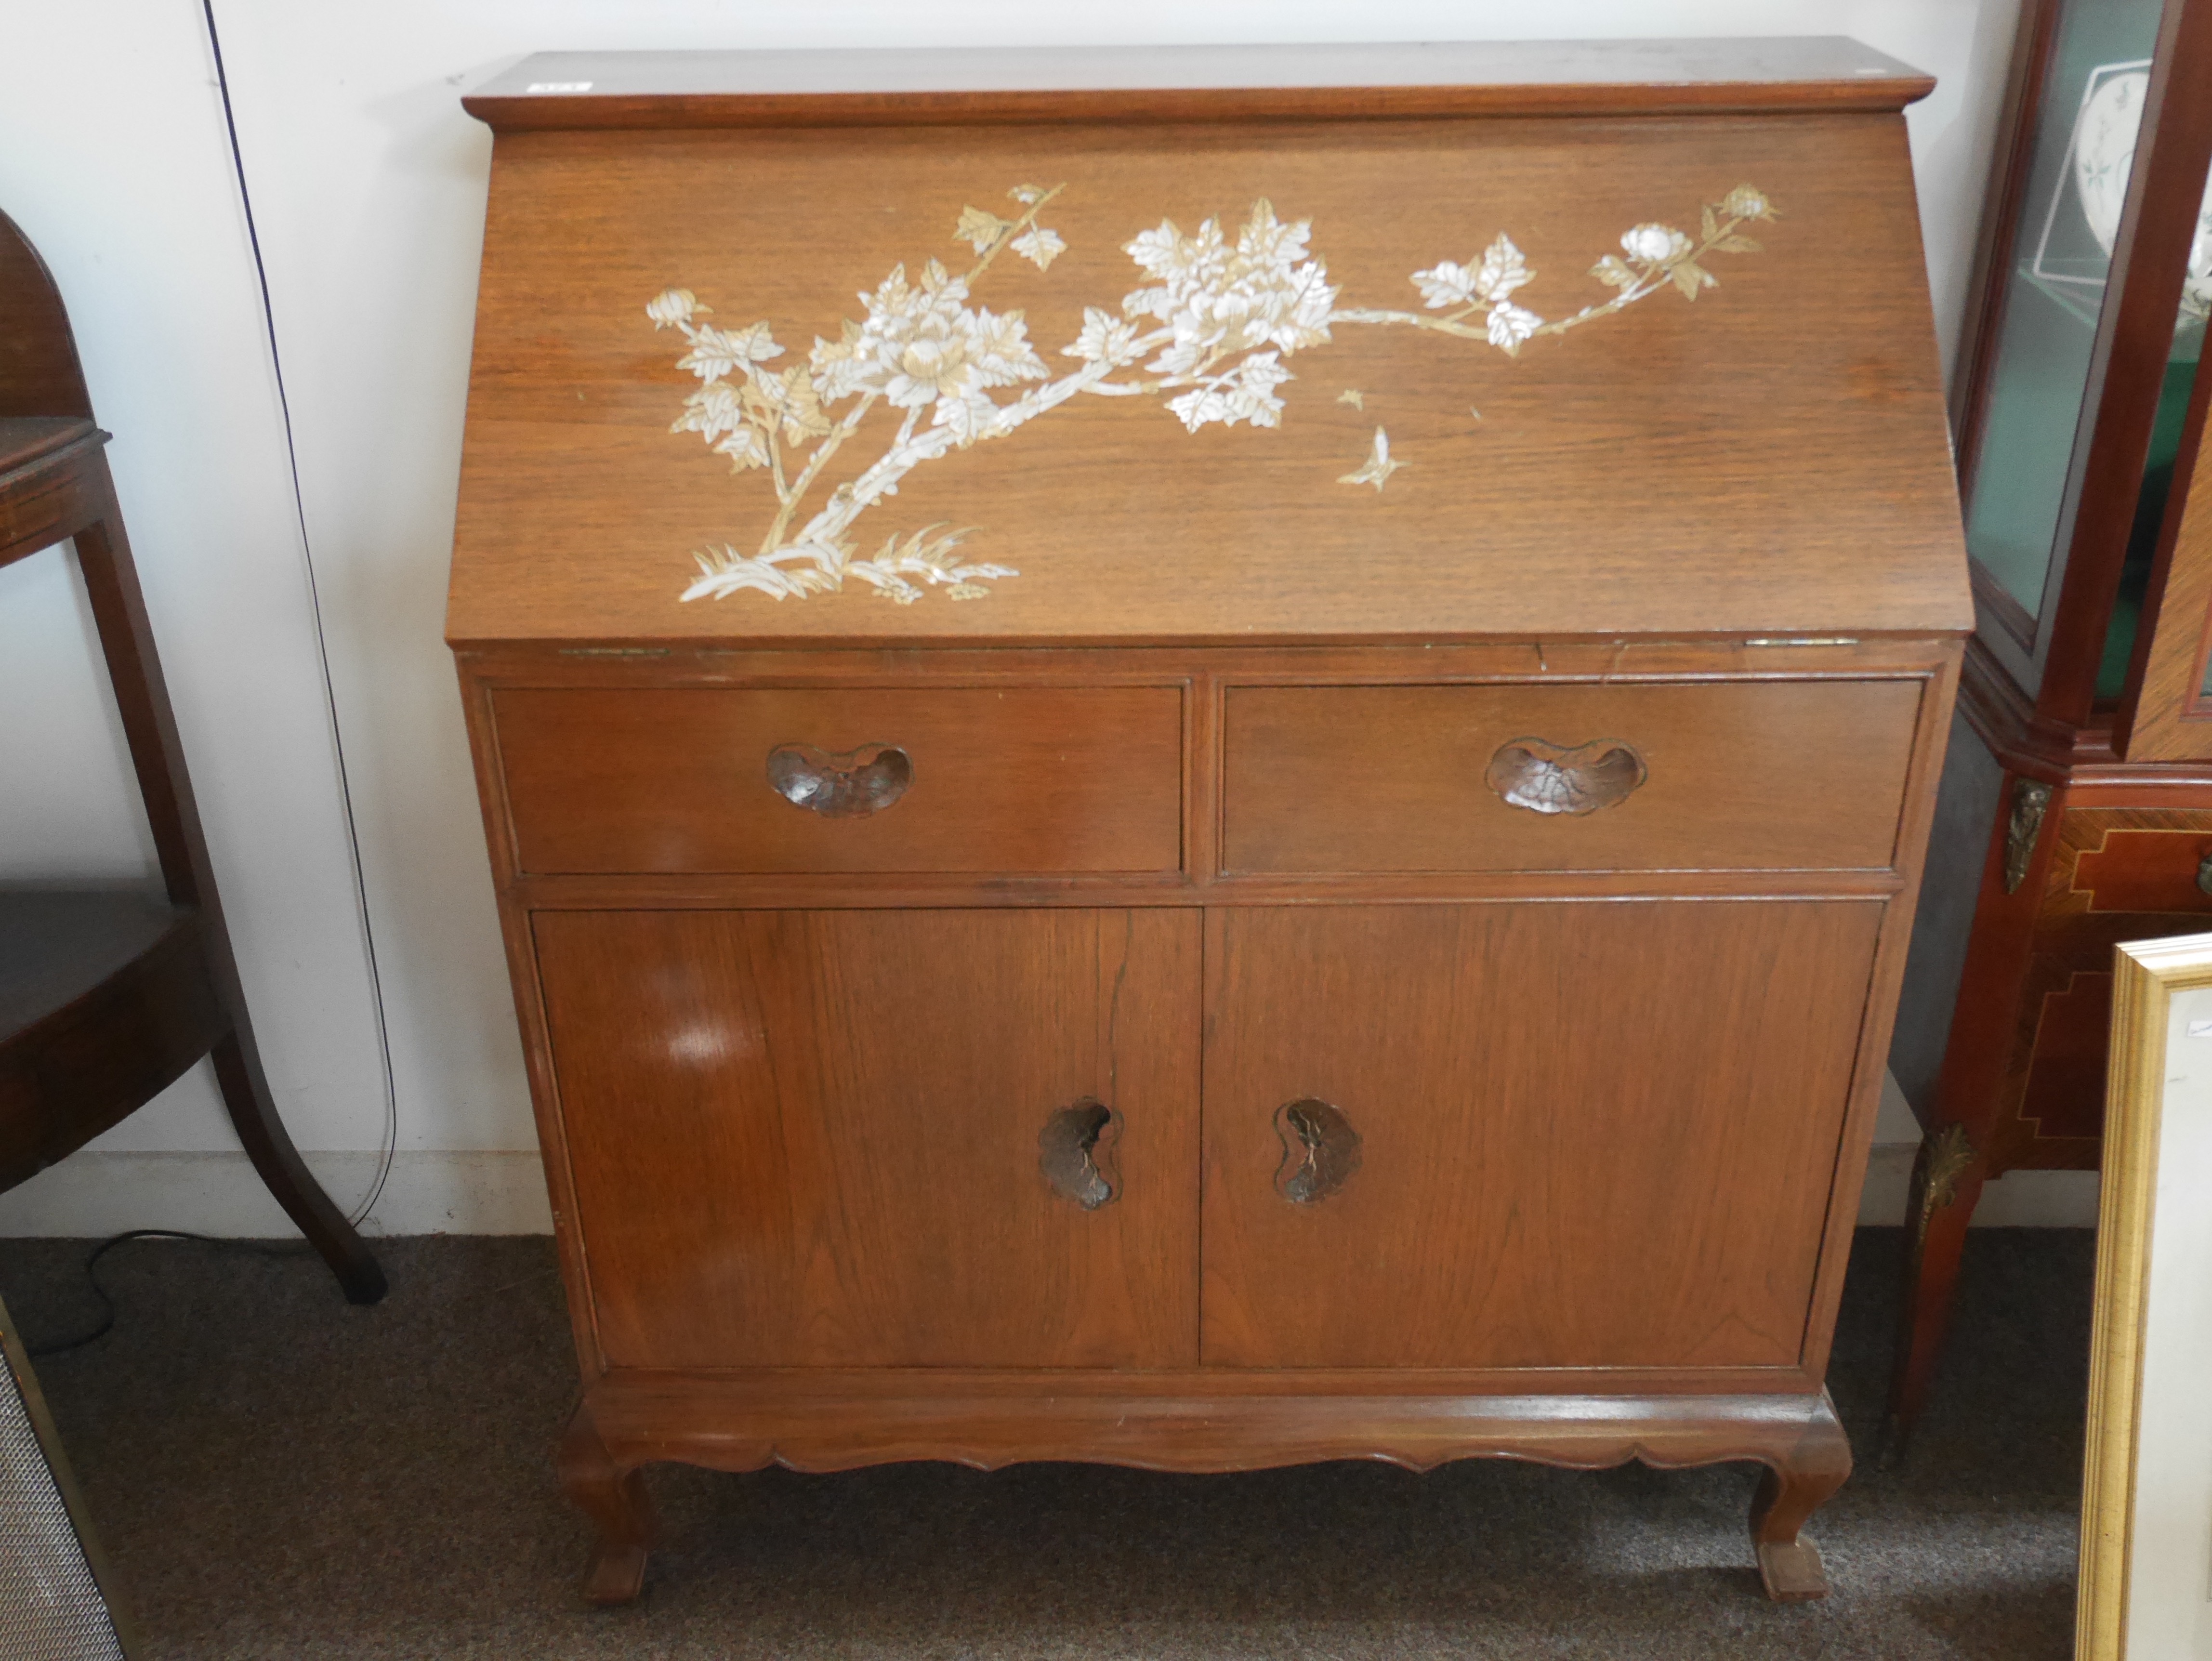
1223,679,1921,874
495,685,1182,875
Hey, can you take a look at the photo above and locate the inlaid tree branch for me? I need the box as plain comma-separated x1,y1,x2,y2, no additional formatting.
649,182,1778,603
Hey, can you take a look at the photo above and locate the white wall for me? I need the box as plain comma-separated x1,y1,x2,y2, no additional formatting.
0,7,393,1195
0,0,2041,1236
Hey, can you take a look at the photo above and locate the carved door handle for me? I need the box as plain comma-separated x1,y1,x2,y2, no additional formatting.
1274,1098,1360,1204
766,742,912,817
1040,1099,1120,1210
1485,736,1646,816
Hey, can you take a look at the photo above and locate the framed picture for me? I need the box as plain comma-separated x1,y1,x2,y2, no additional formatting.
2082,933,2212,1656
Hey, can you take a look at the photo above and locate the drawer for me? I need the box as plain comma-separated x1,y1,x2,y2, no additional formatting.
495,685,1182,875
1222,679,1922,874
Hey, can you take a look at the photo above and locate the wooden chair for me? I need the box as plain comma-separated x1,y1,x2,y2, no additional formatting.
0,208,384,1303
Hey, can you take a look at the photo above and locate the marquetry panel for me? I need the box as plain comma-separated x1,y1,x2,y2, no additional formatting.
1986,806,2212,1169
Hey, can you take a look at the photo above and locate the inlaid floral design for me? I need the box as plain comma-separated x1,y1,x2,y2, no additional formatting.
651,182,1777,604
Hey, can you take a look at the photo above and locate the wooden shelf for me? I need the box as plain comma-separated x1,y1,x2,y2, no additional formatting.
0,208,383,1303
0,416,95,479
0,889,197,1037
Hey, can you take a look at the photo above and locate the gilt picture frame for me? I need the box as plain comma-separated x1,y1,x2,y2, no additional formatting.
2081,932,2212,1657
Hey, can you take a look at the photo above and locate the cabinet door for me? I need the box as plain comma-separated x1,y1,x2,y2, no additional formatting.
1200,903,1880,1371
535,908,1198,1369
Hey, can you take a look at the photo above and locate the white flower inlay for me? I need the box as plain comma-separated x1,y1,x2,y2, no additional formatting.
1119,198,1338,425
1621,224,1688,264
645,288,703,329
1064,307,1142,368
652,181,1778,602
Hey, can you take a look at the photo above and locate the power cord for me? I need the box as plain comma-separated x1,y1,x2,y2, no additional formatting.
198,0,397,1227
23,1231,310,1359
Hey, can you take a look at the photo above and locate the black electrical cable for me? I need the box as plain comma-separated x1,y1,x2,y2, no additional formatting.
23,1231,308,1358
197,0,397,1226
9,19,404,1372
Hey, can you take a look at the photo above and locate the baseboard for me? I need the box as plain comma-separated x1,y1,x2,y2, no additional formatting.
1855,1068,2100,1227
0,1150,553,1238
1855,1144,2100,1227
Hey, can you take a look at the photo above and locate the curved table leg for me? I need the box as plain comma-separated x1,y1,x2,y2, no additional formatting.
211,1027,387,1304
559,1399,658,1604
1749,1390,1853,1601
70,499,387,1307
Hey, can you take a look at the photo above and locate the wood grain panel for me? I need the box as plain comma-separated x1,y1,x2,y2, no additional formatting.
534,908,1199,1368
447,116,1967,646
1199,901,1881,1369
495,685,1182,873
1223,679,1921,873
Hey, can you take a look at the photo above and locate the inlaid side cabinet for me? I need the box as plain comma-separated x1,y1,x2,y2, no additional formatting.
1884,0,2212,1442
448,42,1968,1604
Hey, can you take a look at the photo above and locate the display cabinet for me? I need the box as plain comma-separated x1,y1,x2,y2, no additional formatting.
449,41,1967,1602
1885,0,2212,1440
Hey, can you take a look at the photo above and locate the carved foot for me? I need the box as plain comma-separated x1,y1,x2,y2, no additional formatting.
1748,1391,1852,1602
1753,1510,1830,1600
558,1399,657,1605
582,1541,650,1605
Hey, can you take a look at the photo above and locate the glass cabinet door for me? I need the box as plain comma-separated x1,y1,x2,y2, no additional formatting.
2105,13,2212,760
2117,262,2212,758
2099,160,2208,706
1956,0,2210,716
1960,0,2168,653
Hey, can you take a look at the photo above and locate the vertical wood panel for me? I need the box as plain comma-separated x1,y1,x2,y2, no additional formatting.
1200,900,1881,1369
535,907,1199,1368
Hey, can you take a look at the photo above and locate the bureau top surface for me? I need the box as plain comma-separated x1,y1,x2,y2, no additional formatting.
463,40,1935,128
448,41,1969,649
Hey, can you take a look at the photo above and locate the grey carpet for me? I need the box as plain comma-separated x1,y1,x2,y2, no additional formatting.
0,1227,2089,1659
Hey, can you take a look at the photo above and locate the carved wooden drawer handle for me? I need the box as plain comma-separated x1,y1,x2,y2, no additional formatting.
1274,1098,1360,1204
765,742,912,818
1040,1099,1120,1210
1484,736,1647,816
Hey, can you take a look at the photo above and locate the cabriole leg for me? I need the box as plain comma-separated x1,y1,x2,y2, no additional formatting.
1749,1391,1852,1601
558,1399,658,1604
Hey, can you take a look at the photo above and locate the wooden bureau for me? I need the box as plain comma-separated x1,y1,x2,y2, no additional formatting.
448,41,1969,1605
